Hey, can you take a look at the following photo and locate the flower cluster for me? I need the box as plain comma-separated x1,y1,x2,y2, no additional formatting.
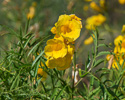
44,14,82,70
85,14,106,30
107,35,125,69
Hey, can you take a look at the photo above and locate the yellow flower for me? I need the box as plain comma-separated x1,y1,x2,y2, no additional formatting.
121,25,125,33
46,44,74,70
107,35,125,70
84,36,93,45
90,2,102,12
85,14,106,30
54,14,82,42
27,6,35,19
100,0,105,8
37,68,47,81
44,39,67,59
46,53,72,70
114,35,123,46
118,0,125,4
83,5,89,11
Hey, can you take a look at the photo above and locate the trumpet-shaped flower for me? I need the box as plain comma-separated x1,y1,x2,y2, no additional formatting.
54,14,82,42
46,44,74,70
44,39,67,59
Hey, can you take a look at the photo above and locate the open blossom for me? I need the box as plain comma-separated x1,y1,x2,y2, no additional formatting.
46,44,74,70
85,14,106,30
52,14,82,42
44,39,67,59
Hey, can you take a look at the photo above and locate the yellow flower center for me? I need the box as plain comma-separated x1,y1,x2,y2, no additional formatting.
61,25,71,34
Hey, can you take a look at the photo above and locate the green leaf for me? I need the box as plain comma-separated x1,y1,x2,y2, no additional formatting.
28,41,42,56
85,53,91,71
83,82,88,93
89,87,100,98
10,74,20,90
50,88,58,99
94,59,104,67
96,68,110,73
98,44,108,48
34,60,40,77
23,35,34,48
79,69,89,78
89,76,94,91
25,19,30,34
97,51,114,57
100,72,109,78
106,87,119,99
55,85,68,100
32,51,44,67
